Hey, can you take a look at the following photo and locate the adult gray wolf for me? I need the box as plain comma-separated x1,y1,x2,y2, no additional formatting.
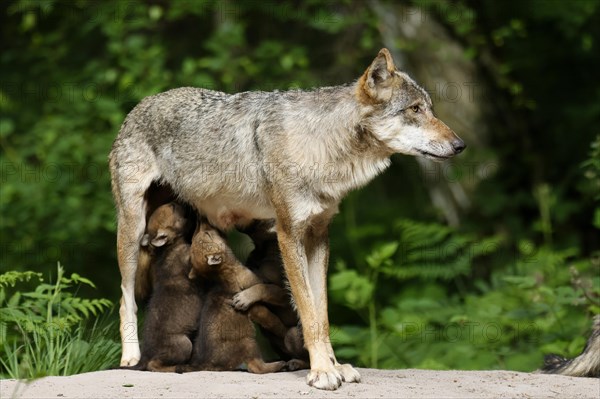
109,48,465,390
540,315,599,378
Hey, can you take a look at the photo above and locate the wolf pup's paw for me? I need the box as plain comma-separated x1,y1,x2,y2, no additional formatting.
232,291,253,311
306,368,343,390
285,359,309,371
336,363,361,383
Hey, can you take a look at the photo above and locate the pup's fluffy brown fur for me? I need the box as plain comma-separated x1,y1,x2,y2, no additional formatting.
237,220,308,365
179,221,301,373
127,203,202,372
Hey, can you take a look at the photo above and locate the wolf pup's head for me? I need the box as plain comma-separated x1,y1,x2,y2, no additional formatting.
142,202,189,248
189,220,233,279
357,48,465,161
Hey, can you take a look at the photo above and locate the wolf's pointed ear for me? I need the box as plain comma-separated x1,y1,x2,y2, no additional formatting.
368,48,396,85
358,48,397,103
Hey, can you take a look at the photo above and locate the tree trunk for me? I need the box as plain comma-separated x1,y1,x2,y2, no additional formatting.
371,1,496,226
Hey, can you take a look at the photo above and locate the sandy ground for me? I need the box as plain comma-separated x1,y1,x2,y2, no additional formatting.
1,368,598,399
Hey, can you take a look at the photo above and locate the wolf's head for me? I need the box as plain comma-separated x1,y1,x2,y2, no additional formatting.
142,202,189,248
189,220,233,279
357,48,465,161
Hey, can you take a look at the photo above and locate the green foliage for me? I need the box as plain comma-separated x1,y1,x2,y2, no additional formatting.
330,224,599,371
330,220,502,368
0,265,118,379
0,271,42,287
581,134,600,229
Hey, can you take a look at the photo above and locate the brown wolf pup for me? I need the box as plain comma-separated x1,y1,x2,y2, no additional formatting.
180,221,299,374
236,220,308,366
110,48,465,389
135,183,180,303
126,202,202,372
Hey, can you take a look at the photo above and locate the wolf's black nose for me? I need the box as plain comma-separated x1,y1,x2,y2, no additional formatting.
452,139,466,154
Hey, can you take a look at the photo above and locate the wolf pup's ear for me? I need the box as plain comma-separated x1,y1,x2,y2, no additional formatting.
359,48,397,103
207,254,223,265
151,231,168,247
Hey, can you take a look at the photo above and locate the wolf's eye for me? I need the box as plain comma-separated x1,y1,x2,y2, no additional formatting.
411,105,421,113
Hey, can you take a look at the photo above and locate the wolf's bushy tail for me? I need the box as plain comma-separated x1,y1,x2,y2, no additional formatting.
540,315,600,378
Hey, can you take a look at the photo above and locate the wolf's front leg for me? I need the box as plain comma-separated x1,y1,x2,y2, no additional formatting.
276,219,342,390
304,220,361,383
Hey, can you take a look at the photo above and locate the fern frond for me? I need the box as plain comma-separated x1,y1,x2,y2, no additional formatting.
395,219,452,250
0,271,42,288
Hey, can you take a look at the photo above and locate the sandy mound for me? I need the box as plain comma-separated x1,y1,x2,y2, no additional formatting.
1,368,598,398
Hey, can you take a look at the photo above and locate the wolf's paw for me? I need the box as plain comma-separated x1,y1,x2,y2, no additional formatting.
231,291,252,311
285,359,309,371
306,368,342,390
119,356,140,367
336,363,361,383
120,343,141,367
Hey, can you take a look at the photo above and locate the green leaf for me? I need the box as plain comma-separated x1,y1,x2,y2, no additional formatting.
366,242,398,268
329,270,374,310
503,276,537,288
69,274,96,289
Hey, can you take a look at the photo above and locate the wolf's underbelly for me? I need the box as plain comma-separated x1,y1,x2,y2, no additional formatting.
156,148,275,229
197,195,276,231
171,181,276,230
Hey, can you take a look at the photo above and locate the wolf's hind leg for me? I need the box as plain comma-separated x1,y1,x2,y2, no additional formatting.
149,335,193,371
110,146,160,367
146,360,177,373
247,358,286,374
247,304,288,338
116,202,146,367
